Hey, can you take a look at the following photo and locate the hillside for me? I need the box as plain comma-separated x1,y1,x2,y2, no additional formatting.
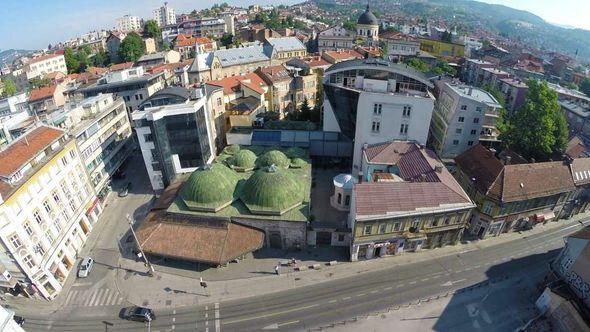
0,49,34,67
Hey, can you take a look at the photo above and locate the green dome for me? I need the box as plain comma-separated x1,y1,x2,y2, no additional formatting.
290,158,307,169
256,150,290,169
245,145,266,156
285,147,307,159
223,145,241,155
180,164,238,212
228,149,257,170
240,166,304,215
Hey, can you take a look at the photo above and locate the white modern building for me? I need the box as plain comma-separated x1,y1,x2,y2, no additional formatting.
153,2,176,27
0,305,25,332
23,54,67,80
70,94,133,198
132,87,215,191
322,59,435,175
0,93,31,148
116,15,142,32
429,82,502,159
317,26,354,52
0,125,100,300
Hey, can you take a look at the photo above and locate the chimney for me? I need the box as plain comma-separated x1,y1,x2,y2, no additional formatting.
468,87,473,95
435,165,443,173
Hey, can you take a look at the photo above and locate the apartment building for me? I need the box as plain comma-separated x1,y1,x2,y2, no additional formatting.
23,54,67,80
317,26,354,52
381,32,420,62
498,77,528,113
0,126,100,300
0,93,30,148
153,2,176,27
322,59,435,174
173,34,217,59
429,82,502,159
28,85,66,115
162,17,233,42
116,15,142,32
76,66,166,120
132,87,215,191
69,94,133,198
349,141,474,260
461,59,495,86
105,32,127,64
454,144,576,239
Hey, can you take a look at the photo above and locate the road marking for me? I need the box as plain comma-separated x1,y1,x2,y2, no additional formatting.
432,275,441,279
72,282,93,287
384,286,392,290
92,289,105,306
409,281,417,285
328,299,337,303
370,290,378,294
396,284,404,288
85,290,98,306
223,304,319,325
421,278,430,282
215,302,220,332
357,293,366,297
116,296,123,305
464,267,473,271
342,296,351,300
105,289,116,305
64,290,77,305
473,265,481,269
263,320,300,329
441,279,467,287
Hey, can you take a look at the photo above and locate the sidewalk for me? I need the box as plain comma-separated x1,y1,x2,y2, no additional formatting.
115,213,589,310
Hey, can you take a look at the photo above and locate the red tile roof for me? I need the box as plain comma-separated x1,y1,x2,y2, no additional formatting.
364,141,413,165
0,126,64,178
207,73,267,95
136,210,264,265
28,85,58,102
304,56,331,69
108,62,134,72
86,66,108,76
258,64,291,83
455,144,504,198
569,158,590,186
566,136,590,159
322,49,364,63
175,34,215,48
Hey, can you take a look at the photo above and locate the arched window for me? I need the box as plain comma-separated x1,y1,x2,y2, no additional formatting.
337,193,342,204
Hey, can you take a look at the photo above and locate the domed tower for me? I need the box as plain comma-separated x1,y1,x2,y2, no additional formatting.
357,2,379,46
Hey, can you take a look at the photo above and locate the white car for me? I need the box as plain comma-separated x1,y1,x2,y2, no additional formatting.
77,257,94,278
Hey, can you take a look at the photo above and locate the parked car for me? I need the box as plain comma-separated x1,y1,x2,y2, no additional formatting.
77,257,94,278
13,315,25,326
118,182,131,197
120,306,155,322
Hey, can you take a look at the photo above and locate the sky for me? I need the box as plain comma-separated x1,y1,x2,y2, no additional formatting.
1,0,589,50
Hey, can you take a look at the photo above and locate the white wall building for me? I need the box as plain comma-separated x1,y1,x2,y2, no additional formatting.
0,93,30,148
132,88,215,191
116,15,142,32
0,125,101,300
322,59,435,175
429,82,502,159
24,54,67,80
153,2,176,27
0,305,25,332
69,94,133,198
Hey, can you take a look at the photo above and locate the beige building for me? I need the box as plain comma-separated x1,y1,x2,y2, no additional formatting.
24,54,67,80
117,15,142,32
0,126,101,300
144,38,157,54
28,84,66,115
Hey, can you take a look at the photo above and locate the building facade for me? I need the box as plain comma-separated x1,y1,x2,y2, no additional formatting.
0,126,101,300
24,54,67,80
322,59,435,175
116,15,142,32
356,4,379,47
349,141,474,261
429,82,502,159
317,26,355,52
153,2,176,27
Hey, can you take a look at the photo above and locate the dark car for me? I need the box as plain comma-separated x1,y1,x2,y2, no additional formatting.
13,315,25,326
118,182,131,197
120,306,155,322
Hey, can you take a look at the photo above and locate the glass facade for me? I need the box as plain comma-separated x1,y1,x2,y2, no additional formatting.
150,107,211,187
324,84,360,142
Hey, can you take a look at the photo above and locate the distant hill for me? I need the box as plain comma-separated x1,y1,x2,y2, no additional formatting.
314,0,590,62
0,49,35,67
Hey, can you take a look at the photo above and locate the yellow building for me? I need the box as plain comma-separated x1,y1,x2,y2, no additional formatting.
418,38,465,58
0,126,100,300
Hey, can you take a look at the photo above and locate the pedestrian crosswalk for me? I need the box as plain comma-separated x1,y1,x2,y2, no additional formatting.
63,288,124,307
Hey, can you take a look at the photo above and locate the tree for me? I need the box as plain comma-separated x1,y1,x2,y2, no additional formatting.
580,77,590,97
92,51,110,67
143,20,161,40
300,97,311,118
1,78,17,97
161,41,171,51
29,77,51,90
404,58,429,73
441,31,453,43
219,33,234,48
433,61,456,76
188,49,196,59
499,80,568,161
64,47,80,74
565,82,579,90
118,32,146,63
342,20,357,32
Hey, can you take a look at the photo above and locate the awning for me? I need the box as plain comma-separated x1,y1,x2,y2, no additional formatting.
535,211,556,222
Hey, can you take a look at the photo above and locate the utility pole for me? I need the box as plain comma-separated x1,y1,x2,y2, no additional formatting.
127,214,155,276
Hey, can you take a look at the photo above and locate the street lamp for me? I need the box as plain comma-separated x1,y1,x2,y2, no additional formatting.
127,214,155,276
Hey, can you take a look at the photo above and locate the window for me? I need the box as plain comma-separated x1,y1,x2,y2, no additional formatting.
372,121,381,133
403,106,412,117
467,141,474,146
364,225,372,235
52,191,60,203
460,105,467,111
483,201,493,214
411,219,420,229
69,150,76,159
338,234,345,242
393,222,401,231
24,222,33,236
216,97,222,106
345,195,350,206
452,140,459,145
400,123,409,134
43,200,52,213
337,193,342,204
444,217,451,225
144,134,153,142
458,117,465,123
373,103,382,115
54,223,62,234
33,210,43,224
473,118,480,124
60,156,68,167
379,224,387,234
455,128,462,134
45,230,54,244
22,254,34,269
432,218,439,227
470,129,477,135
476,107,482,113
9,234,22,249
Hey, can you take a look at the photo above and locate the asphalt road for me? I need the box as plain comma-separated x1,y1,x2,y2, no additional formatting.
20,218,585,332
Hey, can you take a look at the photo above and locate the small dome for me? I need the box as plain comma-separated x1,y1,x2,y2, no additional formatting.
285,147,307,159
180,164,238,211
245,145,266,156
240,167,304,215
334,173,355,190
228,149,257,170
357,4,378,26
256,150,290,168
223,144,241,155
